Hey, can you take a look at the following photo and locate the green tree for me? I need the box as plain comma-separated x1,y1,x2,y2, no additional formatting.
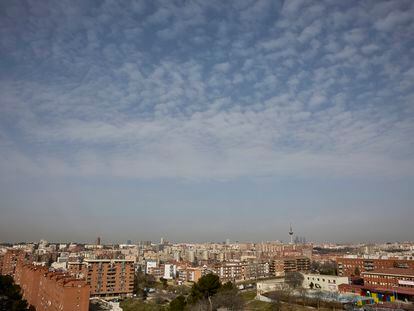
0,275,29,311
189,273,221,309
169,295,186,311
219,281,236,292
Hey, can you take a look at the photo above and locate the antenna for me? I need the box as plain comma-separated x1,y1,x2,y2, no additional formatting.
289,223,294,244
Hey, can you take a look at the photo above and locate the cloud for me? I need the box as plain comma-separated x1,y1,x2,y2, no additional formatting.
0,0,413,183
374,9,414,31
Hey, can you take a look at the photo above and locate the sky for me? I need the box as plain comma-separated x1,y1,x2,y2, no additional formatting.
0,0,414,244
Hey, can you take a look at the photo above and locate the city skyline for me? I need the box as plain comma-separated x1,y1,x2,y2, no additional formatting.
1,0,414,243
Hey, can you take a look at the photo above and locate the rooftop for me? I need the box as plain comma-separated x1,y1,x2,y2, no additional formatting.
363,268,414,277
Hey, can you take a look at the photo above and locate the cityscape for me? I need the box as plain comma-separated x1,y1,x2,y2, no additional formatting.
1,233,414,310
1,0,414,310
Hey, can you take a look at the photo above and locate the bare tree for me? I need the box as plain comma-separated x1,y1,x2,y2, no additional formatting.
284,271,304,289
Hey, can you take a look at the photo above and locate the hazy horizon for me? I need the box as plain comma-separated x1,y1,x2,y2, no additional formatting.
1,0,414,243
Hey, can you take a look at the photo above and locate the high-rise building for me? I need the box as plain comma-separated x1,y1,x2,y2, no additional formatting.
96,237,101,246
82,259,134,298
187,250,195,263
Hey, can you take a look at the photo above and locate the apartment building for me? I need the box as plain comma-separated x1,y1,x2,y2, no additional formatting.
270,256,310,276
176,266,203,283
214,262,270,282
336,257,414,276
1,249,25,276
242,262,270,280
214,262,243,282
37,272,90,311
82,259,134,298
14,263,89,311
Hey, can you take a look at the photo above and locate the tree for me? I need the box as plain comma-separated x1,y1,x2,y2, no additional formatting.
169,295,186,311
354,266,360,276
212,291,244,310
320,262,337,275
284,271,304,289
160,277,168,289
189,274,221,310
310,261,338,276
190,274,221,302
220,281,236,292
0,275,29,311
134,269,156,298
212,281,243,310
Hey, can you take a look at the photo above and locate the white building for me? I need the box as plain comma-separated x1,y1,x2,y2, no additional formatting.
163,264,177,280
302,273,349,292
146,260,157,274
256,279,286,294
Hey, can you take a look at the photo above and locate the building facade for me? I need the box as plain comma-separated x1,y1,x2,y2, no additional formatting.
1,250,25,276
362,268,414,294
336,257,414,277
81,259,134,298
270,256,310,276
14,263,90,311
302,273,349,292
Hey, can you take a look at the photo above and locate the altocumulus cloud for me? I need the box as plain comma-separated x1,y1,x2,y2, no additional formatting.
0,0,414,181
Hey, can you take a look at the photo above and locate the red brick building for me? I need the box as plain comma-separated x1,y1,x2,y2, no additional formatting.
363,268,414,296
14,263,90,311
336,257,414,277
0,254,4,273
81,259,134,298
1,249,25,276
339,268,414,302
37,272,90,311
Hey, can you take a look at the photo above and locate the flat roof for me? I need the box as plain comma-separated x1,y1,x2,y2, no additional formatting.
363,268,414,277
83,259,134,263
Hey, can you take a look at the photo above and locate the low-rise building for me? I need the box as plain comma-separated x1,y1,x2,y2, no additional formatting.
336,257,414,277
256,278,286,294
302,273,349,292
362,268,414,299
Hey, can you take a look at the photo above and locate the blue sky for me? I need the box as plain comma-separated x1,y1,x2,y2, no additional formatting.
0,0,413,243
